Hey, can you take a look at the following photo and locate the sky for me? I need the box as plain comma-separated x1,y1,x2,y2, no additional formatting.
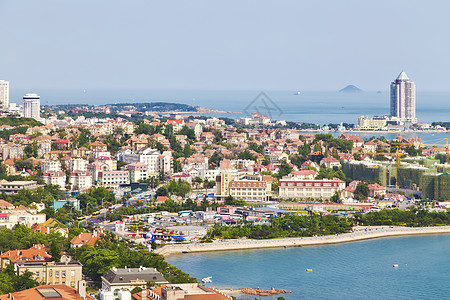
0,0,449,91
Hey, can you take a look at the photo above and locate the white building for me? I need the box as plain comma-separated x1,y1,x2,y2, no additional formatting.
390,71,417,124
97,170,129,187
278,178,345,200
69,171,93,192
69,158,89,172
42,171,66,189
0,208,46,229
23,93,41,120
41,160,62,173
116,147,172,175
126,162,149,182
0,80,9,110
101,267,168,295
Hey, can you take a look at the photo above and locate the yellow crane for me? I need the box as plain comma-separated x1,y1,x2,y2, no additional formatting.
360,147,406,188
423,138,449,163
361,147,406,168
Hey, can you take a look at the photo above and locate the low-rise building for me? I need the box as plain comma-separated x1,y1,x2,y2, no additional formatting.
278,178,345,200
101,266,168,295
0,283,92,300
16,261,83,288
42,171,67,189
69,171,93,192
0,180,39,194
0,244,52,269
0,208,46,229
70,230,102,248
97,170,130,187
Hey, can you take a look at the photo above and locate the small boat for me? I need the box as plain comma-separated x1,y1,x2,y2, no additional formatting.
306,269,313,272
294,91,301,95
202,276,212,283
393,264,399,268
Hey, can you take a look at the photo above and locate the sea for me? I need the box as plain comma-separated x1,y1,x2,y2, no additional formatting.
167,234,450,300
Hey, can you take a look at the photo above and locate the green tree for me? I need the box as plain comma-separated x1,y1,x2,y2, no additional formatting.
50,241,61,262
354,183,369,200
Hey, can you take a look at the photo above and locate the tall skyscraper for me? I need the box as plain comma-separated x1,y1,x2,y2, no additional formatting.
390,71,416,124
0,80,9,110
23,93,41,120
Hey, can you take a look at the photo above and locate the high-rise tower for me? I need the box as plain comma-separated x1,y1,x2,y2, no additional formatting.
0,80,9,110
390,71,416,124
23,93,41,120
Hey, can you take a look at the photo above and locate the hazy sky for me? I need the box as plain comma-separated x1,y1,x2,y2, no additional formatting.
0,0,449,91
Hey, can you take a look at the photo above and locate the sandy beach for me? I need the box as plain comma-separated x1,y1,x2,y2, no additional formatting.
155,225,450,256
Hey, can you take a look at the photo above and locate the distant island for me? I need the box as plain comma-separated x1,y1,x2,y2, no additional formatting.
339,85,362,93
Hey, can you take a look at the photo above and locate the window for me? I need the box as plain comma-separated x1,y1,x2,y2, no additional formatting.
62,271,66,278
36,272,40,277
71,270,75,277
55,271,59,278
49,270,53,277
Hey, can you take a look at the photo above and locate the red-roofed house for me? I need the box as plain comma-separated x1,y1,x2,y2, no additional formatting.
70,230,102,248
0,244,52,269
320,156,341,168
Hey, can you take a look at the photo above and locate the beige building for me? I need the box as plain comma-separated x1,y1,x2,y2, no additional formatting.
0,180,40,194
228,175,272,201
355,116,388,130
0,208,46,229
17,261,83,288
278,178,345,200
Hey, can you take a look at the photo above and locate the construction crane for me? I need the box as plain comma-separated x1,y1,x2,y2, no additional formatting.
361,147,406,168
360,147,406,188
422,138,449,163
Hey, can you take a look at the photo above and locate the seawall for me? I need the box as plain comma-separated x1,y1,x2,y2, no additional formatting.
155,226,450,256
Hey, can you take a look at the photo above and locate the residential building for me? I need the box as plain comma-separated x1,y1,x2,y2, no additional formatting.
0,180,39,194
16,261,83,288
42,171,66,189
0,208,46,229
228,176,271,201
127,162,149,182
0,244,52,269
41,160,62,173
70,230,102,248
97,170,129,187
0,283,92,300
0,80,9,110
132,283,231,300
101,266,168,295
68,171,93,192
356,116,388,130
320,156,341,168
278,178,346,200
23,93,41,120
390,71,417,124
69,158,89,172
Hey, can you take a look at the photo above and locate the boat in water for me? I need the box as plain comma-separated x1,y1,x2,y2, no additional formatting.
202,276,212,283
294,91,301,95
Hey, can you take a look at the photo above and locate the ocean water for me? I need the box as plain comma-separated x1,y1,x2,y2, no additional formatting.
9,89,450,125
167,234,450,300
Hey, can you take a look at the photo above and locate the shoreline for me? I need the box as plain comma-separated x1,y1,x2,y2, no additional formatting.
155,226,450,256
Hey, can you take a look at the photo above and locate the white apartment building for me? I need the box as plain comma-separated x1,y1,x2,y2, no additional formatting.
23,93,41,120
116,147,172,175
0,80,9,110
278,178,345,200
97,170,129,187
41,160,62,173
0,208,46,229
69,158,89,172
69,171,93,192
42,171,66,189
126,162,149,182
